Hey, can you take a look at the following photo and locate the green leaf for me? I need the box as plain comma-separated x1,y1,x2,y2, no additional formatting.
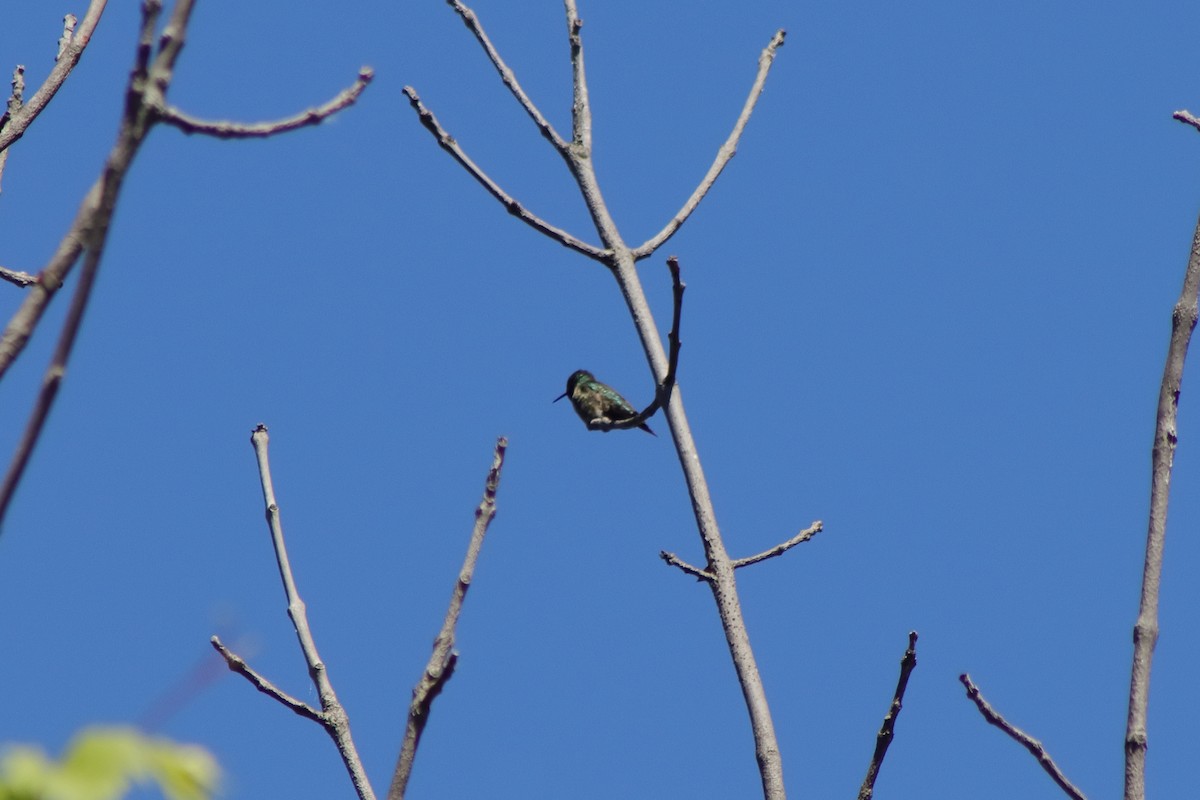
0,727,219,800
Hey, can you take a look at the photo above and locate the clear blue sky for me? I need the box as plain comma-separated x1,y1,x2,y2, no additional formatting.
2,1,1199,798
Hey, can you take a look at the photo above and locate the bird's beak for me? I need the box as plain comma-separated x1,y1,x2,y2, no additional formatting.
553,391,568,403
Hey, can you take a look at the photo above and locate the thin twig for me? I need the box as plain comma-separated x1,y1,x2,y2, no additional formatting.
244,425,376,800
0,233,104,530
0,0,108,154
4,65,26,124
0,265,36,288
387,437,508,800
157,67,374,139
1124,165,1200,800
57,14,79,62
446,0,568,153
210,635,322,723
401,86,605,259
1172,109,1200,132
731,521,823,569
588,257,684,432
0,65,26,192
632,29,786,260
858,632,918,800
658,550,713,581
959,674,1087,800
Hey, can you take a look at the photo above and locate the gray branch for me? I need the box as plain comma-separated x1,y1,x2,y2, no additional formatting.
1123,133,1200,800
387,438,509,800
959,673,1086,800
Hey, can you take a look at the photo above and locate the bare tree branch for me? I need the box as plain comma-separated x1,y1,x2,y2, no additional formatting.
731,521,823,570
0,265,36,288
959,673,1087,800
419,5,796,796
56,14,80,62
1172,109,1200,132
858,632,918,800
0,1,372,534
210,635,322,723
0,66,26,192
564,2,590,153
240,424,376,800
0,0,164,531
1123,157,1200,800
446,0,569,153
0,230,105,534
632,29,786,260
658,550,713,581
663,521,824,579
387,437,509,800
0,0,108,154
157,67,374,139
401,86,606,259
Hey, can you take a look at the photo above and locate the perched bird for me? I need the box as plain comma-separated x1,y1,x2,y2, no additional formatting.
554,369,655,436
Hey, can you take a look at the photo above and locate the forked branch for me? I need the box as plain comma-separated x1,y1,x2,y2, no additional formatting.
412,5,797,797
0,1,371,534
213,425,375,800
661,520,823,581
0,0,109,154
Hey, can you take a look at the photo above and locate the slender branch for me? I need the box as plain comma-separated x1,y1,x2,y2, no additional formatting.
632,29,786,260
1172,109,1200,132
959,674,1087,800
387,437,509,800
0,265,36,288
587,256,684,432
0,236,104,530
664,521,824,577
0,65,26,192
157,67,374,139
731,521,823,570
0,0,108,154
246,425,376,800
210,635,322,723
658,550,713,581
1124,172,1200,800
858,632,918,800
446,1,568,152
401,86,605,259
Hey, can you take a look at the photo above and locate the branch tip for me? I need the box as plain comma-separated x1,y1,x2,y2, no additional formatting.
960,674,1087,800
857,630,919,800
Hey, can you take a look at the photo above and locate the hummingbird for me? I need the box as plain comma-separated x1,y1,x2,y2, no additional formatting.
554,370,656,436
